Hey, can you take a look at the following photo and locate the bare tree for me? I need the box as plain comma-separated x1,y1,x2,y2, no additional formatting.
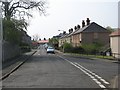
0,0,47,20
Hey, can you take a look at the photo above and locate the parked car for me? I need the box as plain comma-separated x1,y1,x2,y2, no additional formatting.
47,46,55,54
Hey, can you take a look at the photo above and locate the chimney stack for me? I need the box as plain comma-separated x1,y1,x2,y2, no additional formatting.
86,18,90,25
82,20,85,28
69,28,73,34
74,26,77,30
63,31,66,35
77,25,80,29
70,28,73,33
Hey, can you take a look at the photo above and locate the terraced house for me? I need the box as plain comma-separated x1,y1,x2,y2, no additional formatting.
59,18,111,47
59,32,69,47
110,30,120,59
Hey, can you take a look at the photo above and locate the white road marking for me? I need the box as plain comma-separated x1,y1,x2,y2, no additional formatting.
74,62,110,85
73,62,106,88
58,56,109,88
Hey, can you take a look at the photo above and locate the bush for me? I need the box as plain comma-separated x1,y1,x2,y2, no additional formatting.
71,46,85,54
60,43,85,54
62,43,73,53
20,46,31,53
82,43,103,54
20,42,31,53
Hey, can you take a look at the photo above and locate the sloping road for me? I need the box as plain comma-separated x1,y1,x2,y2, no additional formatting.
2,45,118,89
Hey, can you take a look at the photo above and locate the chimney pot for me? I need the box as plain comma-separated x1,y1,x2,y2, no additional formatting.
77,24,80,29
74,26,77,30
86,18,90,25
69,28,73,34
71,28,73,32
82,20,85,28
63,31,66,35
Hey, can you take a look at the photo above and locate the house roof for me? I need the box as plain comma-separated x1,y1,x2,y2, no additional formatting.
59,33,69,39
110,30,120,37
59,22,109,39
73,22,109,35
38,40,49,44
53,33,65,38
67,29,79,37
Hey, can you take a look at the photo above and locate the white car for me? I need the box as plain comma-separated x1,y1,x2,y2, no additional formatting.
47,47,55,54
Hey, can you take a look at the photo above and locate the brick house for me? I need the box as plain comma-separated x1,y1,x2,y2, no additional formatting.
71,19,110,47
58,27,79,47
59,34,69,47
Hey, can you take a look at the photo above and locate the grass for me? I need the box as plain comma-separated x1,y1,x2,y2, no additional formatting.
65,52,114,60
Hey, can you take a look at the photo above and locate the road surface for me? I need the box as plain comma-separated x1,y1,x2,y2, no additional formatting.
2,45,118,89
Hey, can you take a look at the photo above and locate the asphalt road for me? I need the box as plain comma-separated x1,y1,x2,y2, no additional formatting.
2,45,119,89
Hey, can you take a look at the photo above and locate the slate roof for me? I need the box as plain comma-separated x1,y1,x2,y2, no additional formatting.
59,33,69,39
67,29,79,37
73,22,109,35
59,22,109,38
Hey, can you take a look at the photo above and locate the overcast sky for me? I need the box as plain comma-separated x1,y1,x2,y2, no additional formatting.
27,0,119,40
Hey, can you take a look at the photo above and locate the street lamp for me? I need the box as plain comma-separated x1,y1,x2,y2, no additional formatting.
58,30,65,32
58,30,66,34
58,30,67,53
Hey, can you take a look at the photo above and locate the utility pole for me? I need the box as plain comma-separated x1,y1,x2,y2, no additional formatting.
0,6,3,63
0,6,3,89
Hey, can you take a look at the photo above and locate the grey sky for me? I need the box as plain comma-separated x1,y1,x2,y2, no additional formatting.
27,0,119,40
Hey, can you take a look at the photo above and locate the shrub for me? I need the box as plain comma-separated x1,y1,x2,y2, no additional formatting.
60,43,85,54
19,42,31,53
82,43,103,54
62,43,73,53
71,46,85,54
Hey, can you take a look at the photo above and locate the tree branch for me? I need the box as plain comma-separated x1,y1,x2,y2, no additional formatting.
2,0,47,20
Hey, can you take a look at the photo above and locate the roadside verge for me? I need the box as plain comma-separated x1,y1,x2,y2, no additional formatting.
55,50,119,63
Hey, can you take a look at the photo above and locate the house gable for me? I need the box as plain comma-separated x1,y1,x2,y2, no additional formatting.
73,22,109,35
82,22,109,33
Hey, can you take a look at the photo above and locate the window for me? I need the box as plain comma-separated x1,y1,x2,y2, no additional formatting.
94,33,98,39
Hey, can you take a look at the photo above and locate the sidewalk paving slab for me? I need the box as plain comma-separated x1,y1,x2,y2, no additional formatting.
1,49,37,80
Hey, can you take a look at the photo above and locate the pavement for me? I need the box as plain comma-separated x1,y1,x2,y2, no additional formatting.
1,49,37,80
109,75,119,89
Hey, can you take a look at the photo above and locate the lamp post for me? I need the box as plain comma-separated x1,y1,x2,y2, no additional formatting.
0,0,7,64
58,30,66,53
0,6,3,88
0,6,3,61
58,30,66,35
